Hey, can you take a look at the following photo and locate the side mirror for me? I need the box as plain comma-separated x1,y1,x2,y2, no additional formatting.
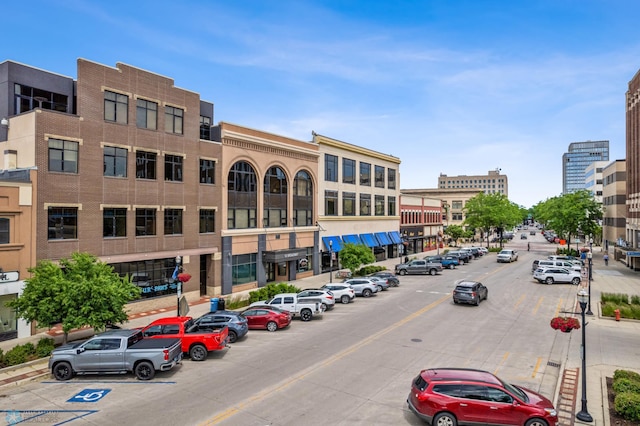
76,347,85,354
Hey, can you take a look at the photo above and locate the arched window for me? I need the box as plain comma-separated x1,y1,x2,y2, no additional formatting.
263,166,288,227
293,170,313,226
227,161,257,229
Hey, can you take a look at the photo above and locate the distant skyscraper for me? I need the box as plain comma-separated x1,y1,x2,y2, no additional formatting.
562,140,609,194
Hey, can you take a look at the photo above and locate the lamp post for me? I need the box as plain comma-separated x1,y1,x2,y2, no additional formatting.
588,237,593,281
175,255,182,315
586,251,593,315
329,241,333,284
576,289,593,423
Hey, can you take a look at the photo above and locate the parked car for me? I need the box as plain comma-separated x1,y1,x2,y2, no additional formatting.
424,255,458,269
533,267,582,285
452,281,488,306
497,249,518,263
407,367,558,425
297,289,335,311
448,250,472,264
530,230,536,235
321,283,356,304
536,259,582,272
190,311,249,344
250,293,324,321
521,233,528,239
370,271,400,287
240,306,292,331
548,255,584,266
343,278,379,297
368,275,391,291
531,259,540,273
395,259,443,276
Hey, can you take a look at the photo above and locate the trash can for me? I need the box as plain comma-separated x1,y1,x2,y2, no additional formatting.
210,298,219,312
218,298,226,311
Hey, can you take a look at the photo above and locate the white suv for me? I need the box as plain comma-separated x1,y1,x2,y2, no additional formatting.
297,289,335,311
343,278,379,298
533,267,581,285
321,284,355,304
497,249,518,263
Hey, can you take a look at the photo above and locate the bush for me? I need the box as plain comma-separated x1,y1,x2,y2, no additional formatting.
35,338,55,358
4,345,30,366
613,378,640,394
631,295,640,305
614,392,640,421
248,282,300,303
355,265,387,277
601,293,629,304
614,369,640,382
223,296,250,310
0,348,4,368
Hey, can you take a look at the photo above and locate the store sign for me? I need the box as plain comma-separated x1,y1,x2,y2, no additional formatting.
0,271,19,284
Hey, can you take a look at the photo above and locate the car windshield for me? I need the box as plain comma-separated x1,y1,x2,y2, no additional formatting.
500,379,529,402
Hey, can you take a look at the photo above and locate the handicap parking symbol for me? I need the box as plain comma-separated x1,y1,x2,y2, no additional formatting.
68,388,111,403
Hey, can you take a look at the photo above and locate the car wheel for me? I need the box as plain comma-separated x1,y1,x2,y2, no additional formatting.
433,412,457,426
453,299,459,304
572,277,581,285
377,285,383,292
134,361,155,380
525,418,548,426
189,344,208,361
341,295,350,304
545,277,554,285
399,270,407,276
448,264,454,269
474,297,480,306
227,330,238,344
266,321,278,332
429,269,437,276
52,361,73,381
300,309,312,321
362,289,372,298
321,302,328,311
484,291,488,300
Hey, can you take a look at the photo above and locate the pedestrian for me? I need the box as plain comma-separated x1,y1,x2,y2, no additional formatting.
527,242,530,251
604,253,609,266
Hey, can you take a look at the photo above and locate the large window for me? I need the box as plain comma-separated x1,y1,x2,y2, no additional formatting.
112,258,178,300
263,166,288,227
48,207,78,240
293,170,313,226
164,155,183,182
48,138,78,173
360,162,371,186
388,196,396,216
103,208,127,237
343,192,356,216
452,201,463,209
0,218,9,244
136,209,156,236
104,146,127,177
325,190,338,216
388,168,396,189
200,116,211,140
15,83,68,114
227,161,257,229
375,166,385,188
136,99,157,130
343,158,355,184
375,195,385,216
325,154,338,182
104,90,128,124
232,253,257,286
200,159,215,184
199,209,215,233
165,106,183,134
360,194,371,216
136,151,157,179
164,209,183,235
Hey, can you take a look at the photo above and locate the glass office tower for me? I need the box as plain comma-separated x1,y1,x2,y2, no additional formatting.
562,141,610,194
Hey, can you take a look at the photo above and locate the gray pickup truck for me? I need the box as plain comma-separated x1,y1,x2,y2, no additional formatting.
48,329,182,381
394,259,443,276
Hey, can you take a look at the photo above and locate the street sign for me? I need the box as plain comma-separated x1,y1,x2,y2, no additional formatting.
67,389,111,403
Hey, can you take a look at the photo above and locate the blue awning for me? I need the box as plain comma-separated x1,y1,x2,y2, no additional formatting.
389,231,403,244
375,232,393,246
322,236,343,252
360,233,378,247
342,234,362,245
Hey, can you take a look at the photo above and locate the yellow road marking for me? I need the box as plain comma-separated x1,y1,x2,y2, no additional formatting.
494,352,510,375
532,296,544,314
514,294,526,309
532,357,542,378
554,299,563,317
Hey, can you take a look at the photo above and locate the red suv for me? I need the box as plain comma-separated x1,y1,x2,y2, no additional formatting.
407,368,558,426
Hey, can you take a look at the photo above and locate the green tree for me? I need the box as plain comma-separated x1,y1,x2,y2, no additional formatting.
338,243,376,274
444,224,465,246
7,252,141,343
463,193,521,247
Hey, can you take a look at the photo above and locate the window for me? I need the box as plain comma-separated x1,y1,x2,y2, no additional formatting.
104,146,127,177
227,161,257,229
232,253,257,286
343,192,355,216
136,151,157,179
360,162,371,186
0,218,9,244
452,213,463,220
325,190,338,216
48,207,77,240
164,154,183,182
293,170,313,226
388,196,396,216
104,90,128,124
200,159,215,184
136,99,157,130
136,209,156,236
388,168,396,189
360,194,371,216
325,154,338,182
164,209,183,235
103,208,127,237
375,195,385,216
375,166,385,188
199,209,215,233
452,201,463,209
343,158,355,184
200,115,211,140
48,138,78,173
263,166,287,227
165,106,183,134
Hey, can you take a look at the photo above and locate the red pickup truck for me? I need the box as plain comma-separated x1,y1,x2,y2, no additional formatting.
140,316,229,361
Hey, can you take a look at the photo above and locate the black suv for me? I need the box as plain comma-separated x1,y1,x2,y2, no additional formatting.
452,281,488,305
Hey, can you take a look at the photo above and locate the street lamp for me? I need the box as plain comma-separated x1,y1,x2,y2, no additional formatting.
576,289,593,423
329,241,333,284
586,251,593,315
175,255,182,315
588,237,593,281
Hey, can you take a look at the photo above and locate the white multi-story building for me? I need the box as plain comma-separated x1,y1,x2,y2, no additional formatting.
584,160,609,203
438,169,508,196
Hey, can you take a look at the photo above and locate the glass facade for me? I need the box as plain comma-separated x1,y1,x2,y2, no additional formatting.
562,141,609,194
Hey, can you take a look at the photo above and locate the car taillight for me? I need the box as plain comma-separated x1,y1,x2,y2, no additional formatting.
327,295,333,300
471,292,476,297
416,391,430,402
163,349,169,361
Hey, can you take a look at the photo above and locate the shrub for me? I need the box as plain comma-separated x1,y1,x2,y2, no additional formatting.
224,296,250,310
35,338,55,358
613,378,640,394
614,369,640,383
248,282,300,303
601,293,629,304
355,265,387,276
614,392,640,421
4,345,30,366
0,348,4,368
631,295,640,305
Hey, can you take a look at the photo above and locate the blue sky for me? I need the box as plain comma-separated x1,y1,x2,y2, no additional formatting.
4,0,639,208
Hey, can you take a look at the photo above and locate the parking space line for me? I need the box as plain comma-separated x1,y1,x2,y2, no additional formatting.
493,352,510,376
531,357,542,378
532,296,544,314
514,294,526,310
554,299,563,317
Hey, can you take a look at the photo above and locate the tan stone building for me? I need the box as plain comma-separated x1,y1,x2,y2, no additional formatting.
438,169,508,196
602,160,626,254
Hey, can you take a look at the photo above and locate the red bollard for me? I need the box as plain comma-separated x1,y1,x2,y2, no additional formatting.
614,309,621,321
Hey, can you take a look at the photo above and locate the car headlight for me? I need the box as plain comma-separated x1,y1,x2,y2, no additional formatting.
544,408,557,417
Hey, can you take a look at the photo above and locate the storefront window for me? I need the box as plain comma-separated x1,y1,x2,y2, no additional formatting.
0,294,17,341
111,258,177,300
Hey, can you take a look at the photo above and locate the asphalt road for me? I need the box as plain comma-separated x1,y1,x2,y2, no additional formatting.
0,237,576,426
